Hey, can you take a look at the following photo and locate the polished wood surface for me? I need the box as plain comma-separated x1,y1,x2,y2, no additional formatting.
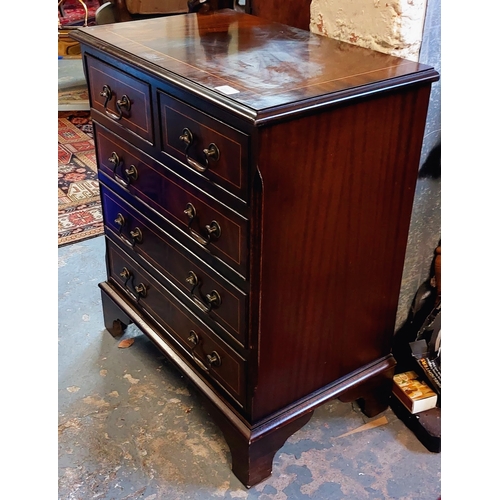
100,186,249,347
74,10,437,119
160,91,250,202
73,10,439,487
94,124,250,277
252,84,433,419
106,238,247,406
87,55,153,142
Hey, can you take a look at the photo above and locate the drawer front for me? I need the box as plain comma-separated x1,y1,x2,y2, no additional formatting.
95,123,249,277
106,238,247,406
101,186,248,346
159,92,249,202
86,55,153,143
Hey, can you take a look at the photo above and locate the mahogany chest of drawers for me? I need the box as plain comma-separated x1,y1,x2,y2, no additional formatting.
72,10,438,487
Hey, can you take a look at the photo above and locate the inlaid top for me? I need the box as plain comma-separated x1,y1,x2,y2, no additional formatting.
74,9,438,121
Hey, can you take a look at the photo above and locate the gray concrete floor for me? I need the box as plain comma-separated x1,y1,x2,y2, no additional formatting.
58,58,90,111
58,236,441,499
58,58,87,91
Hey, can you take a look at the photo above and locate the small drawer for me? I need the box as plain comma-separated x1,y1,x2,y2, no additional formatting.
101,186,248,347
106,239,247,406
159,92,249,202
86,55,153,144
95,123,249,278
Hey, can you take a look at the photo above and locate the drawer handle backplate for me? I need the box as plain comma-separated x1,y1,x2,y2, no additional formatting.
206,351,222,368
185,271,222,313
187,330,207,371
108,151,138,188
186,329,222,374
187,330,199,347
113,213,143,248
100,84,131,121
190,348,222,373
118,266,147,301
179,127,220,173
183,203,221,246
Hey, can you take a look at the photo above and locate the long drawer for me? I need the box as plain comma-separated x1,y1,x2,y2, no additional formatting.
86,55,154,144
100,185,248,347
159,92,250,202
106,238,247,407
94,122,249,278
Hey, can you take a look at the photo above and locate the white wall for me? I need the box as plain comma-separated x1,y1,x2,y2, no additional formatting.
310,0,428,61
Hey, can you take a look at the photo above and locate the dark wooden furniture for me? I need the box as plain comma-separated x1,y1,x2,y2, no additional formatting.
94,0,234,24
248,0,311,29
72,10,439,487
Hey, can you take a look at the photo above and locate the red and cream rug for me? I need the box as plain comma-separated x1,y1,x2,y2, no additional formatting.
58,111,103,246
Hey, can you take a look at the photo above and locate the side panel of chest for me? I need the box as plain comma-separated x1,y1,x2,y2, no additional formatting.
252,85,432,419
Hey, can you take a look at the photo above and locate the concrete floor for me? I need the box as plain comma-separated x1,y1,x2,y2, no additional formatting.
58,236,441,499
58,58,90,111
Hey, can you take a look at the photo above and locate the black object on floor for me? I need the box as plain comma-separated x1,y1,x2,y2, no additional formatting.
390,394,441,453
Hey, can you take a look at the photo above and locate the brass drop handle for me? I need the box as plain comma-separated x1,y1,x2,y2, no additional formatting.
134,283,147,298
206,351,221,368
108,151,120,167
187,330,199,347
179,127,193,146
185,271,221,313
113,213,143,248
99,84,131,121
100,84,112,102
114,212,129,241
183,203,221,247
204,291,221,311
115,163,138,187
119,267,131,280
203,143,220,162
185,270,199,289
179,127,220,173
114,213,125,227
109,151,124,186
205,222,222,240
183,202,196,219
116,95,131,116
191,350,221,372
108,150,138,188
129,227,143,245
191,357,207,372
124,165,138,184
117,267,147,300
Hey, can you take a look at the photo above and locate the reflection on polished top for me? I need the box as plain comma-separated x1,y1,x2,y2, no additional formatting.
78,9,438,118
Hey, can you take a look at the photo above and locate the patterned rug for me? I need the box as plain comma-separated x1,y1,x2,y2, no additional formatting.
58,111,103,246
59,0,100,27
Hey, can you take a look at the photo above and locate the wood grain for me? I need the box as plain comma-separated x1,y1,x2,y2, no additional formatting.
76,9,439,486
94,123,250,277
252,84,432,419
100,186,249,348
72,10,437,120
249,0,312,30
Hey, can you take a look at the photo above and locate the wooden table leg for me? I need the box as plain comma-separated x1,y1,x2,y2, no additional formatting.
205,400,314,488
100,285,131,337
